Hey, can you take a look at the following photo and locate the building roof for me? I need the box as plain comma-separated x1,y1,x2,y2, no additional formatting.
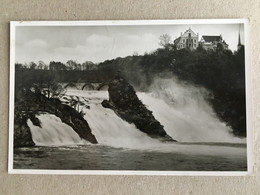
223,40,228,46
201,35,222,42
174,37,181,44
174,28,198,44
182,28,197,38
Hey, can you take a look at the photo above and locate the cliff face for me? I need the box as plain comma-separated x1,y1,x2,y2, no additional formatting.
14,91,98,147
102,75,176,142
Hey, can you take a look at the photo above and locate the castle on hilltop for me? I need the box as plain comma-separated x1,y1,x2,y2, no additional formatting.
173,28,229,51
173,28,199,50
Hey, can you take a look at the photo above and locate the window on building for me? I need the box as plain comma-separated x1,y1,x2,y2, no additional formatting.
194,40,196,43
194,44,196,47
183,39,185,43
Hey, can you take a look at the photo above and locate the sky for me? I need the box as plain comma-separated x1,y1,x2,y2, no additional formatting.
15,23,245,64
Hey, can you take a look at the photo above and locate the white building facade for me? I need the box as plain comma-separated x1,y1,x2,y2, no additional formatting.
173,28,199,50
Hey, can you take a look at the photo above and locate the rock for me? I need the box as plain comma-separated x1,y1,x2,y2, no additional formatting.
14,91,98,147
101,100,114,109
54,103,98,144
14,112,35,147
29,113,41,127
102,75,176,142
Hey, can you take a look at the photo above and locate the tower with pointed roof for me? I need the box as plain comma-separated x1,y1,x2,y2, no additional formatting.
237,24,242,51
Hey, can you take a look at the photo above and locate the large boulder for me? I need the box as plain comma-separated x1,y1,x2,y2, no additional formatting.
102,75,176,141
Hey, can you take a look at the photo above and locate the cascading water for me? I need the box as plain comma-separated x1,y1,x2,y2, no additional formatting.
28,114,85,146
64,76,244,150
21,81,246,171
137,78,244,143
66,90,161,149
29,77,243,148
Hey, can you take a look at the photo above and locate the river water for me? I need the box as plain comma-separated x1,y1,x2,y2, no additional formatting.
13,79,247,171
14,143,246,171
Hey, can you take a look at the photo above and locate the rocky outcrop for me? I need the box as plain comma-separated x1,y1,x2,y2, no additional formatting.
102,75,176,142
53,100,98,144
14,91,98,147
14,112,35,147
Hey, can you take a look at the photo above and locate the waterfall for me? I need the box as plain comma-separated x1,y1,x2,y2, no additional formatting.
28,114,85,146
137,78,244,143
30,77,244,147
66,80,243,150
71,91,162,149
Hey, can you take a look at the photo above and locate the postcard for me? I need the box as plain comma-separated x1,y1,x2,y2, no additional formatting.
9,19,251,175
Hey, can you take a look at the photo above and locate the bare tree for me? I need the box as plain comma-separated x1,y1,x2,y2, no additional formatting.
159,34,172,49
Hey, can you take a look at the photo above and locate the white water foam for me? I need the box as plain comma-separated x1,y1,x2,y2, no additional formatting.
66,77,244,145
64,88,245,157
137,78,244,143
66,90,161,149
28,114,85,146
28,77,245,155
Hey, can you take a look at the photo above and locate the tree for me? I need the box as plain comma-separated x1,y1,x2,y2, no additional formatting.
66,60,81,70
49,61,66,71
29,62,37,69
63,96,86,113
159,34,172,50
38,60,46,70
82,61,95,71
133,51,139,56
15,63,23,70
34,72,66,99
42,81,66,99
43,64,49,70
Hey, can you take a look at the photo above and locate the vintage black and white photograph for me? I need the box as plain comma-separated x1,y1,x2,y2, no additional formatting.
9,20,250,174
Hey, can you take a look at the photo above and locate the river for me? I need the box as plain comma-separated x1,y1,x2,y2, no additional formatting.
13,79,247,171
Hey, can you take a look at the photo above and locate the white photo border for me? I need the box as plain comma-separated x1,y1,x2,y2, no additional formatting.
8,19,252,176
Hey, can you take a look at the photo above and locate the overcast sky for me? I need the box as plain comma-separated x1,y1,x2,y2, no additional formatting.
15,23,244,64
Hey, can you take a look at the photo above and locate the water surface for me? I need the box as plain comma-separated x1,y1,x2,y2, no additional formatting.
14,143,247,171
